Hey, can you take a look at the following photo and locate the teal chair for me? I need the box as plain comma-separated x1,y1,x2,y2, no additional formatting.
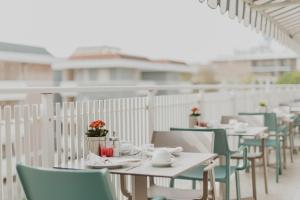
238,112,283,183
16,164,165,200
170,128,247,200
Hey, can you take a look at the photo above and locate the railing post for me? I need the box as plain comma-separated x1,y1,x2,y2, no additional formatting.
41,93,54,167
147,90,156,142
230,90,237,115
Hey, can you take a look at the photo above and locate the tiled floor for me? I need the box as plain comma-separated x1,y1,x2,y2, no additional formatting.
237,151,300,200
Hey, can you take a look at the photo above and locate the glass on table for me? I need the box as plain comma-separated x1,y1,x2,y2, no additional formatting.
141,143,155,159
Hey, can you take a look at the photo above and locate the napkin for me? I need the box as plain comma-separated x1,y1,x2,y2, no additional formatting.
86,152,108,165
86,152,141,166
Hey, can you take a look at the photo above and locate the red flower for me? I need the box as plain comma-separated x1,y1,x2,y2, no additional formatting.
89,120,105,129
191,107,199,114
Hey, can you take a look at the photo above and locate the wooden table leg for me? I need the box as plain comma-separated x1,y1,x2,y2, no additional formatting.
132,175,148,200
262,138,268,194
251,159,257,200
120,175,132,200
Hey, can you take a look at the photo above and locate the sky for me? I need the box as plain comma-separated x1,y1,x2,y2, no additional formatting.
0,0,289,63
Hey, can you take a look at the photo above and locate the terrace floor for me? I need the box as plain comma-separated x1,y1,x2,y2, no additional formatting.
237,150,300,200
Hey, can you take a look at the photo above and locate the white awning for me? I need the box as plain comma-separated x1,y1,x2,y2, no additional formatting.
200,0,300,54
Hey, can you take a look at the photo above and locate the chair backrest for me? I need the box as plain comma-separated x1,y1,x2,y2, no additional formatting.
16,164,116,200
264,112,278,132
239,112,278,132
152,131,212,153
238,112,264,126
169,128,230,157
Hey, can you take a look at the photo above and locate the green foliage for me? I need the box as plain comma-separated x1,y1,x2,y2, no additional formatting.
278,72,300,84
86,128,109,137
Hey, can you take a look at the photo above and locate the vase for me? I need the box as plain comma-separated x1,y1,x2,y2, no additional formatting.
189,115,200,128
85,136,106,155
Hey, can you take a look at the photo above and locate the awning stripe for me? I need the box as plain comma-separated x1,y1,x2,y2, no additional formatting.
200,0,300,54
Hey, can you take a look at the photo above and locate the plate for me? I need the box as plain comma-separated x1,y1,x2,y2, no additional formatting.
85,162,124,169
85,158,141,169
151,161,173,168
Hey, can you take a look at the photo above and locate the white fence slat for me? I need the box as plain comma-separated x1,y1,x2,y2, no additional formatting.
0,107,3,200
82,102,88,158
14,105,22,200
4,106,13,200
63,102,69,164
23,106,31,165
70,102,75,161
55,103,62,165
32,105,39,166
76,102,83,159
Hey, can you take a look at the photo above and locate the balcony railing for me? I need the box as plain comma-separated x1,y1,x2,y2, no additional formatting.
0,84,300,200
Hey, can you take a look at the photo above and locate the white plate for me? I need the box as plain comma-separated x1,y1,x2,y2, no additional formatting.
85,162,124,169
152,161,173,168
85,158,141,169
146,147,182,157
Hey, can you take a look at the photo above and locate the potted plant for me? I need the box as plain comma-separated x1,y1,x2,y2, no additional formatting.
189,107,201,128
259,101,268,113
85,119,109,155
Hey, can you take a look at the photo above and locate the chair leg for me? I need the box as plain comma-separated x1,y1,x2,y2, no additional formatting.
278,145,282,175
226,175,230,200
192,180,196,189
288,131,294,163
250,159,257,200
169,178,175,188
282,137,287,169
276,147,281,183
235,171,241,200
262,152,268,194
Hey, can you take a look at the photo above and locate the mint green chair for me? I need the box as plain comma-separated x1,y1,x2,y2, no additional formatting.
238,112,283,183
170,128,247,200
16,164,165,200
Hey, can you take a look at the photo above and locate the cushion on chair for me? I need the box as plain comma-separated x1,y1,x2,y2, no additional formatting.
242,138,279,147
175,165,236,182
231,152,262,159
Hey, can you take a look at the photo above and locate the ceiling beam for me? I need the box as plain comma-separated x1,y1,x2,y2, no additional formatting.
251,0,300,11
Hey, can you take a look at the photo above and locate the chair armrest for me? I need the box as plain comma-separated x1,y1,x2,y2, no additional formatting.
232,146,248,170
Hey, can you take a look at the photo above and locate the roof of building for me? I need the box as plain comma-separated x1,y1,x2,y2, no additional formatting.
0,42,51,55
70,46,150,61
0,42,54,64
53,46,196,73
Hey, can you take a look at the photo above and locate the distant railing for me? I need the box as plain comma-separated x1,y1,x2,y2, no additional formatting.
0,84,300,200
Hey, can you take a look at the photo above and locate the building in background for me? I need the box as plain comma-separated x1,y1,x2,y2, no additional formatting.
52,46,196,100
195,45,300,84
0,42,54,105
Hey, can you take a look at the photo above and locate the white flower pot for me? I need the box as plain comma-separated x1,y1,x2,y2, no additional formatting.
189,116,200,128
85,136,106,155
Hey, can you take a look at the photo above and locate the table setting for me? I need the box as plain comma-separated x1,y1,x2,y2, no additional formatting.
84,146,183,170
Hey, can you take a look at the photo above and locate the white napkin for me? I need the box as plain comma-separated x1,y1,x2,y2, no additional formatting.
86,152,141,166
86,152,108,165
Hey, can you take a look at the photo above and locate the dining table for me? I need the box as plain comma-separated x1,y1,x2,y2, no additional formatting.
54,152,217,200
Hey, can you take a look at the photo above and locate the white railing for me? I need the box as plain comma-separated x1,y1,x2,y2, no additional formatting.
0,84,300,200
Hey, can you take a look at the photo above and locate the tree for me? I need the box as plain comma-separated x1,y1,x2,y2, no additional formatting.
277,72,300,84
